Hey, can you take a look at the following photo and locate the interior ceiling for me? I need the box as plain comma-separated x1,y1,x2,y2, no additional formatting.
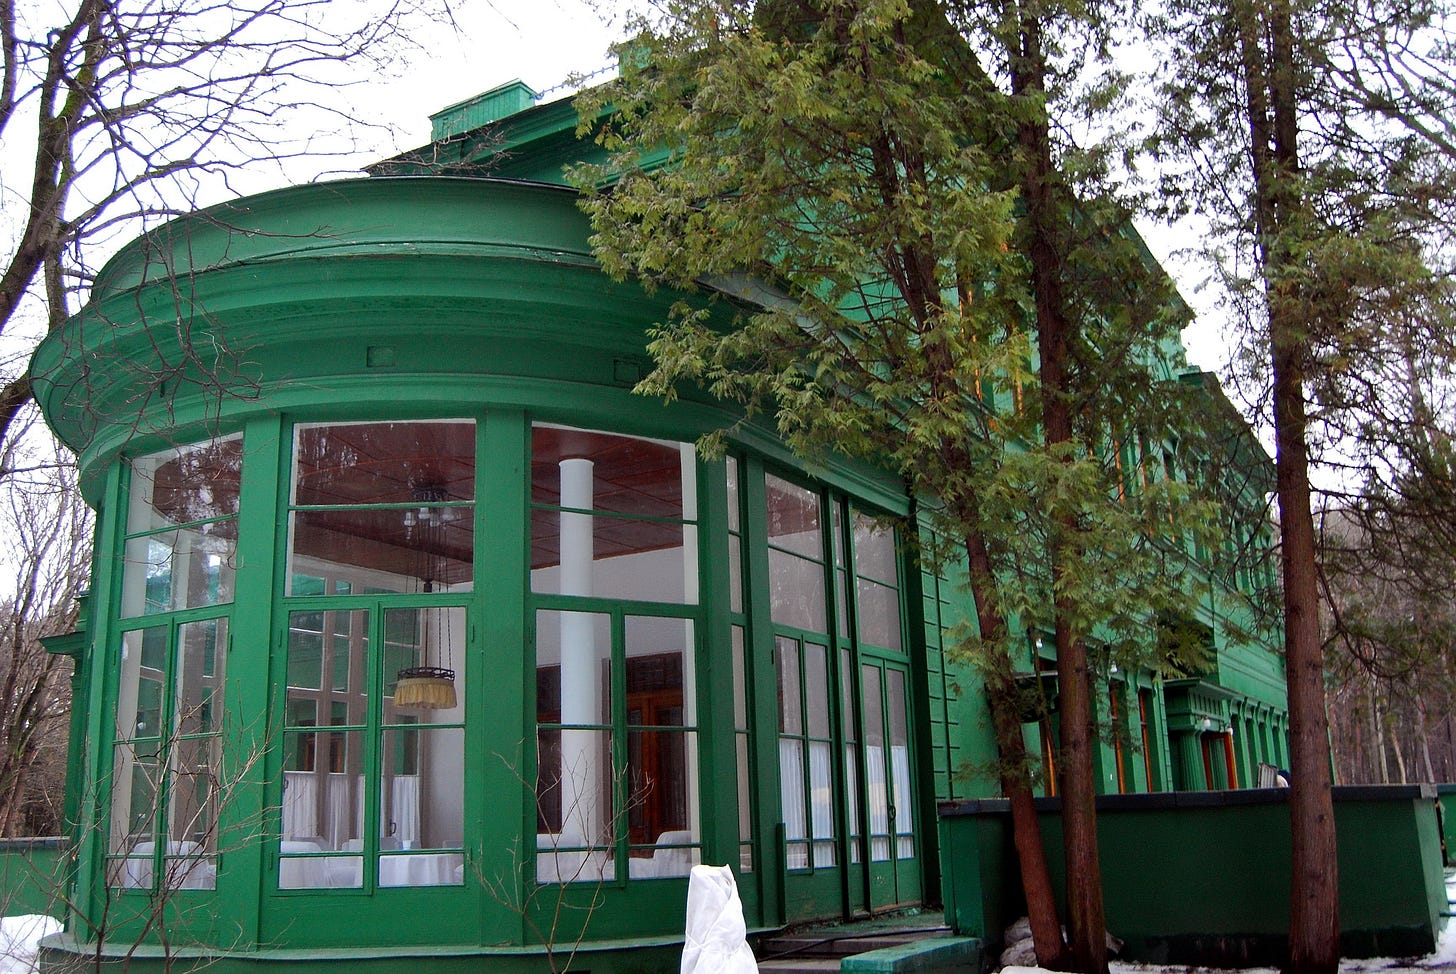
150,423,696,582
530,427,687,570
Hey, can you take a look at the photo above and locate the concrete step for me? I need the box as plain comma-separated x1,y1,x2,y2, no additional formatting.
758,958,847,974
761,932,950,959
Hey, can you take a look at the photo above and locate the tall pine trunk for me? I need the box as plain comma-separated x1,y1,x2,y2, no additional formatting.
1236,0,1341,969
1008,8,1107,973
962,530,1070,970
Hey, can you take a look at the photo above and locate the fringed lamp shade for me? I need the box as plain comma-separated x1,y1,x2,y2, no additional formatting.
394,666,457,710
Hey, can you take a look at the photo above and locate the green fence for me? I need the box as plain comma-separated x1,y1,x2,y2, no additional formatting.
0,837,68,917
939,785,1448,966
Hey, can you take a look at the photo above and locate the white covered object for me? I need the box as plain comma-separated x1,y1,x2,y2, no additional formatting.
681,864,757,974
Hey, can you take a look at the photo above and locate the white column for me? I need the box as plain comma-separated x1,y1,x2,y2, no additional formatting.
558,458,599,844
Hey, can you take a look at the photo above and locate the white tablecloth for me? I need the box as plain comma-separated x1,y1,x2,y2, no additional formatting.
120,841,214,890
378,852,463,887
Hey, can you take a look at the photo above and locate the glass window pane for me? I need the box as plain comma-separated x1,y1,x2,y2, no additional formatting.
378,850,465,888
281,731,363,849
535,728,614,856
776,638,801,735
840,647,857,743
627,729,694,857
536,610,612,726
625,616,693,729
736,734,752,849
383,606,466,720
121,525,237,617
166,735,221,886
805,643,830,738
780,737,806,845
117,628,168,742
109,743,159,868
768,548,827,631
292,421,476,506
731,627,747,731
127,436,243,534
725,457,740,533
856,578,902,651
286,610,369,736
175,619,226,738
288,506,474,596
531,510,696,605
836,568,849,636
809,739,835,864
531,425,692,520
383,727,465,854
832,502,846,568
729,535,743,615
280,843,361,890
888,669,914,859
765,474,821,558
863,665,890,861
852,513,898,585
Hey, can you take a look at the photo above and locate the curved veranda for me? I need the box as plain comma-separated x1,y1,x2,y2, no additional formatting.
31,177,934,971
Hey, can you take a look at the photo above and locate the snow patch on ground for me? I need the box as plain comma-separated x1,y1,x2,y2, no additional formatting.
0,915,60,974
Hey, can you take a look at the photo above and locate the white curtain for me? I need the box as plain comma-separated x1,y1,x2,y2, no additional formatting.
327,773,354,849
391,775,420,846
356,774,421,846
890,745,913,859
282,771,317,840
809,741,834,867
778,738,806,869
866,745,889,861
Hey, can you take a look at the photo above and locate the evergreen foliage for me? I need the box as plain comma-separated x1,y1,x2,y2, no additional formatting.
572,1,1257,968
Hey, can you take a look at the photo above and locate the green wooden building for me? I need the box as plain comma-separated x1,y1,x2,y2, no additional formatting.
29,80,1289,972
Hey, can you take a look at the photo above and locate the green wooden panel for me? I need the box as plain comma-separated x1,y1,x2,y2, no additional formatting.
940,786,1448,965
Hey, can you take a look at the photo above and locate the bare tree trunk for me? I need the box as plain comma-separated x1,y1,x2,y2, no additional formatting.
1390,711,1409,785
1417,695,1436,783
1371,679,1389,784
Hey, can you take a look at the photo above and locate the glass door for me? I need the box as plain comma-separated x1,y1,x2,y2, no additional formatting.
860,658,919,909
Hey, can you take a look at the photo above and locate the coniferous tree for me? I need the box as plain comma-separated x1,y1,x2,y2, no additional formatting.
575,3,1227,970
1152,1,1456,970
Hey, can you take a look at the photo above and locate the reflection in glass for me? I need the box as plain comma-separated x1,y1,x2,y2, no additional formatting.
531,425,690,519
776,638,801,735
888,670,914,860
768,548,827,632
279,605,466,889
287,421,476,597
109,621,226,891
121,525,237,617
292,422,476,506
852,513,898,584
127,437,243,535
856,578,902,651
531,511,695,604
765,475,821,558
536,610,613,858
864,665,890,862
